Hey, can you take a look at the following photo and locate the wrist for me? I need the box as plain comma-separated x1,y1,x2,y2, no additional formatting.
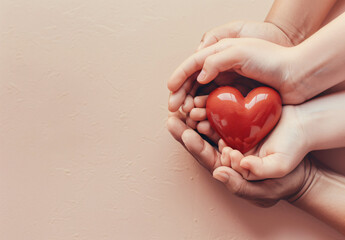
294,103,314,152
264,19,306,46
286,156,319,203
276,46,309,104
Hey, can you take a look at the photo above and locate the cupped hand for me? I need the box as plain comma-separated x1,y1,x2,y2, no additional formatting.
181,73,260,143
168,20,304,113
167,110,314,207
188,97,309,180
168,37,303,113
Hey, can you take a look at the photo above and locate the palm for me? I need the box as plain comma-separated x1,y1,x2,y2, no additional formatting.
167,111,310,207
240,106,308,180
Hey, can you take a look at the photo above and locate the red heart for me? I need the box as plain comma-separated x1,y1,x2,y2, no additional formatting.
206,86,282,153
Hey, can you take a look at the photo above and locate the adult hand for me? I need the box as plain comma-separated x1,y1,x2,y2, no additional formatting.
168,20,302,113
168,37,303,113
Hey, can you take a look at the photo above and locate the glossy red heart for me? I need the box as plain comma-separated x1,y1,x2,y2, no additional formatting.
206,86,282,153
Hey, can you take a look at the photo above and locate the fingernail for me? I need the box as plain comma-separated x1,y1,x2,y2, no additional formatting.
213,171,229,183
197,70,206,82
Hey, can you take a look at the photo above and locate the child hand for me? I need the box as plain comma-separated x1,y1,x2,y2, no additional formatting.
189,96,309,180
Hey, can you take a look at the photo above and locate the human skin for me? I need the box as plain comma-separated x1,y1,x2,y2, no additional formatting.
167,0,345,234
168,9,345,178
170,0,337,113
166,111,345,234
188,91,345,180
167,11,345,109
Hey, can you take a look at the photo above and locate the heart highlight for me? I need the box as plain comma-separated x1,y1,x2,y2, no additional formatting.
206,86,282,153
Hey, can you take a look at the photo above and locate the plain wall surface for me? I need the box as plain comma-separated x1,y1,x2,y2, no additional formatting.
0,0,344,239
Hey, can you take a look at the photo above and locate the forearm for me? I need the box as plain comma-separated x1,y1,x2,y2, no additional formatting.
296,90,345,151
291,163,345,234
291,12,345,101
265,0,336,45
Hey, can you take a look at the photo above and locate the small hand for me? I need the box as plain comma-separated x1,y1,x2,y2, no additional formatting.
188,96,309,180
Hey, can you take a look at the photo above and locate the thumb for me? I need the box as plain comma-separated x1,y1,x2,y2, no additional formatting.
240,154,291,180
213,166,279,205
213,166,246,195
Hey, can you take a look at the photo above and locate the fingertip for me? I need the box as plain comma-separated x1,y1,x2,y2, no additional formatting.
196,120,210,133
182,95,194,113
230,149,243,160
213,168,229,183
220,152,230,167
168,97,179,112
194,95,208,108
218,139,227,152
166,116,175,130
181,128,193,142
240,158,251,170
186,117,197,129
167,79,177,92
190,108,207,121
196,70,207,83
181,129,202,150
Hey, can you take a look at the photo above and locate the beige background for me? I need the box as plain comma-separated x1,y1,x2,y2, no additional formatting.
0,0,344,239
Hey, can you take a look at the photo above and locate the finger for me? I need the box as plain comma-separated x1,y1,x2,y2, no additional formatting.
220,147,232,167
240,153,293,180
186,116,197,129
194,95,208,108
168,110,186,121
168,75,195,112
197,120,220,143
229,150,249,179
218,139,227,152
197,46,243,85
197,21,245,50
166,116,189,145
190,108,207,121
181,129,221,172
182,95,194,113
213,166,279,203
213,166,246,195
168,40,233,92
